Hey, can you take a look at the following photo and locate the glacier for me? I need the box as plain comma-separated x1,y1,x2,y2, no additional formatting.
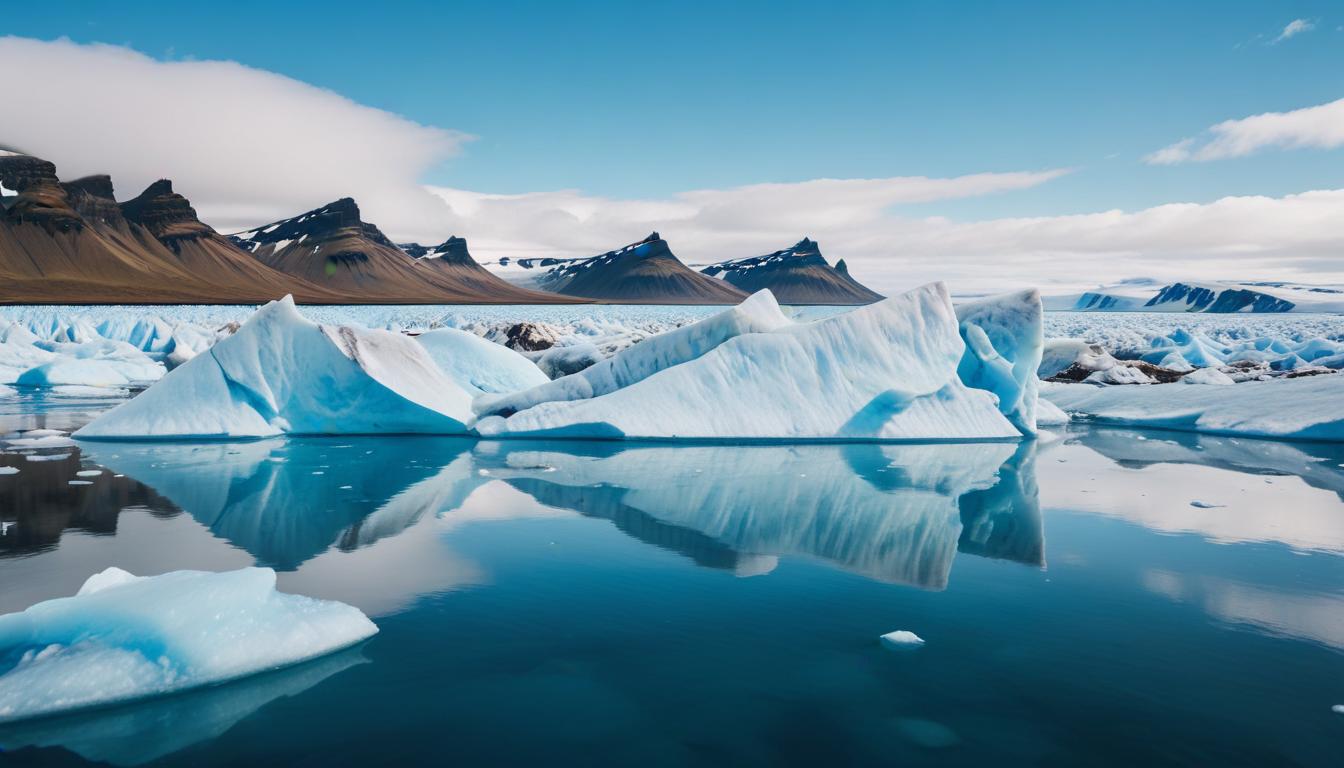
413,327,548,398
476,283,1027,441
0,567,376,724
75,297,476,439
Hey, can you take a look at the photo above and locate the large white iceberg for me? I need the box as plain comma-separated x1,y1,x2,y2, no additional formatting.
0,567,376,723
474,290,791,418
76,297,475,439
1042,375,1344,441
477,283,1026,441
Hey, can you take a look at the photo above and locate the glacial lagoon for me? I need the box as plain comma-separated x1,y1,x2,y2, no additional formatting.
1,394,1342,766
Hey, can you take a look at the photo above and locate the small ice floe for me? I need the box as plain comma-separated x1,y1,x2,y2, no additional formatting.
75,469,103,478
5,434,76,450
880,630,925,649
0,567,377,724
0,467,19,475
68,480,93,486
25,453,71,462
1332,704,1344,714
1190,501,1225,509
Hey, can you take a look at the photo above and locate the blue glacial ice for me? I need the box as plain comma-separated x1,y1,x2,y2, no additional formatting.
0,566,377,723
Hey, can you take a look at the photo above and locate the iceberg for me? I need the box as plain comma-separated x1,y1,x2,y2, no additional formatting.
414,328,548,398
477,283,1024,441
475,289,791,418
76,297,475,439
880,630,925,648
0,567,376,724
955,289,1044,435
1042,375,1344,441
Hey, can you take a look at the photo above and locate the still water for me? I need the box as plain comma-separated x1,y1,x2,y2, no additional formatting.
1,393,1341,766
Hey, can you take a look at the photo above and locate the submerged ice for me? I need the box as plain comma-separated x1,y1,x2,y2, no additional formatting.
0,567,376,723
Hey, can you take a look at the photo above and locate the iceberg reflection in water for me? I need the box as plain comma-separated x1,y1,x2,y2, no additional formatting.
0,648,366,767
73,436,1044,591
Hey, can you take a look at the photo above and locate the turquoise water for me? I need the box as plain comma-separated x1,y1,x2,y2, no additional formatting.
1,396,1342,766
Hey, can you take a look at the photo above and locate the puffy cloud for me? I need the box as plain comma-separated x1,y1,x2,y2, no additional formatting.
428,184,1344,294
1146,96,1344,164
0,36,468,242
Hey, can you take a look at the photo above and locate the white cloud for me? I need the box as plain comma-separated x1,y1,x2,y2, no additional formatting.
0,36,468,242
1272,18,1315,43
1145,96,1344,164
427,184,1344,294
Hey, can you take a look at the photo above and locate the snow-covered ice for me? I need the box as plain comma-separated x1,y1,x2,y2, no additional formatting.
955,289,1044,435
413,327,548,398
0,567,376,723
477,284,1026,441
76,297,477,439
475,290,791,419
1042,375,1344,441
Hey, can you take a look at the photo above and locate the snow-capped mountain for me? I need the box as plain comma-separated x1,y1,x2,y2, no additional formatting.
485,233,748,304
1043,278,1344,313
230,200,563,304
694,237,883,305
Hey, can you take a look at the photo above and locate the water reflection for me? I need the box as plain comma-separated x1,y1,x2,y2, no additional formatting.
0,648,366,766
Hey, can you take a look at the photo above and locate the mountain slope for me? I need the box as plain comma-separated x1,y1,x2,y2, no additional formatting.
533,233,747,303
231,200,568,304
696,238,882,305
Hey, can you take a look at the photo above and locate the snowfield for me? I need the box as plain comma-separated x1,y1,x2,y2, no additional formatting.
0,567,375,724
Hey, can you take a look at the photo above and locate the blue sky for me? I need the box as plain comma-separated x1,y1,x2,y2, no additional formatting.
7,1,1341,212
3,1,1343,290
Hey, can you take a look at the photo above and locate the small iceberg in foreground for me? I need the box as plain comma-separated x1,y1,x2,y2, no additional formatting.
0,567,377,724
76,296,475,439
880,630,925,649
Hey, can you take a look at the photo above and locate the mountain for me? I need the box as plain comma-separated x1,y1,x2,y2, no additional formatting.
230,200,566,304
695,238,883,305
0,151,345,304
1043,278,1344,313
504,232,748,303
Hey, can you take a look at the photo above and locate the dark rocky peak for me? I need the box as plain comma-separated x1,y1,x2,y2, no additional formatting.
232,197,396,250
62,174,116,201
426,236,473,263
120,179,213,241
61,175,124,225
0,152,59,195
3,180,82,232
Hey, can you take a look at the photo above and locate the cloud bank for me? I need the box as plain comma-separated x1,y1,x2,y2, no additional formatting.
0,36,468,241
426,184,1344,294
1146,96,1344,164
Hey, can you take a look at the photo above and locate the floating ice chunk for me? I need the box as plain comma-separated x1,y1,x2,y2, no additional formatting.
1190,500,1224,509
1041,375,1344,441
880,630,925,648
414,328,548,398
76,469,104,477
4,434,76,449
1181,367,1235,386
0,467,18,475
955,289,1044,434
475,290,791,419
477,284,1022,441
0,567,377,723
1332,704,1344,714
76,297,475,439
